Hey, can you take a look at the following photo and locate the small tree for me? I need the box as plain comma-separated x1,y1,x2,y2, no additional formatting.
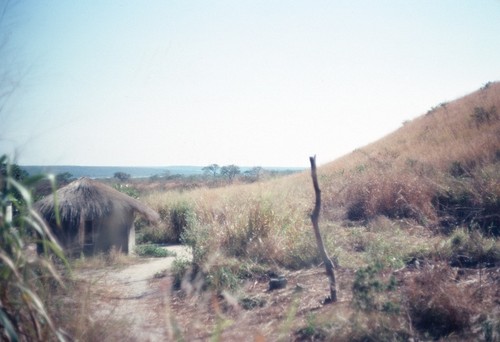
220,164,240,182
244,166,265,182
114,171,131,182
0,163,28,181
202,164,220,178
56,172,74,186
0,161,29,211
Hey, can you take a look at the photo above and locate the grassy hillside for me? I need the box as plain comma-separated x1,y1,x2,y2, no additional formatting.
140,82,500,340
320,81,499,231
143,81,499,261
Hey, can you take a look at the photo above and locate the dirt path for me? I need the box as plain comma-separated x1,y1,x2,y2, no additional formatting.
79,245,191,341
78,247,349,341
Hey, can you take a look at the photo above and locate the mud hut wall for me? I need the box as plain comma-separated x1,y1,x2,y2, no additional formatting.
78,212,84,245
93,209,134,254
128,219,136,254
50,210,135,255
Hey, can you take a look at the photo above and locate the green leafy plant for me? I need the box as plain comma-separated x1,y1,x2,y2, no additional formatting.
134,244,175,258
113,183,139,199
135,224,169,244
352,262,399,313
0,155,68,341
171,257,192,290
157,201,197,244
294,313,328,341
169,201,196,243
443,229,499,267
238,296,266,310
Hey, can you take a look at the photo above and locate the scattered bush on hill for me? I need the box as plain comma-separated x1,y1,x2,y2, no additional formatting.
471,106,498,127
139,83,500,341
404,264,477,340
136,200,196,244
351,262,399,313
437,229,500,268
434,163,500,235
343,168,435,224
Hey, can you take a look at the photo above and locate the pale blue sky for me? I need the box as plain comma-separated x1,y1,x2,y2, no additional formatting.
1,1,499,167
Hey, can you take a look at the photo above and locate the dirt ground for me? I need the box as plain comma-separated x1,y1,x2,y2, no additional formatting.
77,245,191,341
76,246,500,341
77,245,354,341
163,267,355,341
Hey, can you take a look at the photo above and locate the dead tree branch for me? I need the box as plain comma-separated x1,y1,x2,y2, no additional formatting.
309,155,337,303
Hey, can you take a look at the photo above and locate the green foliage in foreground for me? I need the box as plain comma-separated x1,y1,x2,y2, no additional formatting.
351,263,399,313
0,155,68,341
134,244,176,258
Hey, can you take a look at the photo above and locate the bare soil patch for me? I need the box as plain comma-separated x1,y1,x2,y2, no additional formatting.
76,245,191,341
77,246,352,341
157,267,356,341
76,247,500,341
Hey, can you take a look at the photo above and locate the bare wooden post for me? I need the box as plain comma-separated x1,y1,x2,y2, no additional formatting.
309,155,337,303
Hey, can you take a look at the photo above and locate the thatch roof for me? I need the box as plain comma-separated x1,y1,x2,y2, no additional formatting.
35,177,159,226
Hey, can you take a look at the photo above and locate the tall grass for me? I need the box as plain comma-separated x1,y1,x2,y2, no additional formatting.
137,83,500,340
0,156,67,341
141,84,500,277
144,179,313,268
1,157,138,341
319,82,500,232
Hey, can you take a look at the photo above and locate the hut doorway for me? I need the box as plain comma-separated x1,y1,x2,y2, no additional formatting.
84,220,94,245
82,219,95,254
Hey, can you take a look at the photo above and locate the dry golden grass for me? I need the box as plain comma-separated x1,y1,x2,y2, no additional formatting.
315,82,500,229
322,82,500,173
141,82,499,270
135,82,500,341
8,83,497,341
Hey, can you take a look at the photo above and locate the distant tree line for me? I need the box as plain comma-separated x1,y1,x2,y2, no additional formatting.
114,171,131,181
0,161,76,199
5,163,300,193
201,164,299,183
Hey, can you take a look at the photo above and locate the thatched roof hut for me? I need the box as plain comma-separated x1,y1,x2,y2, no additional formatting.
36,177,159,255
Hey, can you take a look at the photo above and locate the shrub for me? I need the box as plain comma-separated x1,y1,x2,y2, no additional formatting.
471,106,498,127
481,81,492,90
221,197,280,260
177,190,310,269
171,257,192,290
434,164,500,234
180,221,213,265
344,170,434,224
351,263,399,313
157,201,197,243
449,160,471,178
200,257,257,292
439,229,500,267
135,244,175,258
136,225,169,244
171,253,269,294
239,296,266,310
294,314,329,341
205,264,241,291
113,183,139,198
404,265,476,339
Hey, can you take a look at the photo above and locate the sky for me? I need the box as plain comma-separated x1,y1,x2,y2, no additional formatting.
1,1,499,167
